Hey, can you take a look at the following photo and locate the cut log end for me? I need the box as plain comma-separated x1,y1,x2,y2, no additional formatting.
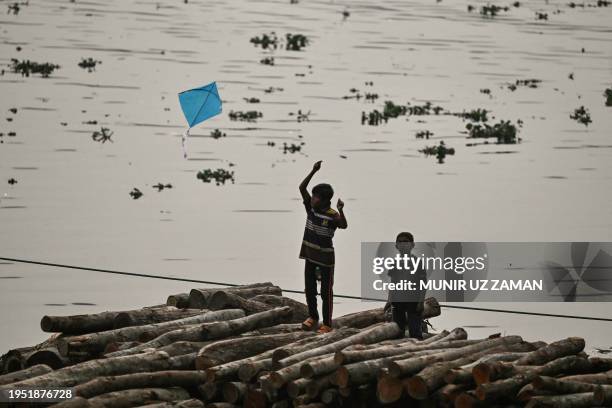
376,375,404,404
406,376,429,400
472,363,491,385
335,366,349,388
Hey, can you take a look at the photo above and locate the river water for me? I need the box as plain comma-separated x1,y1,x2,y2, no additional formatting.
1,0,611,353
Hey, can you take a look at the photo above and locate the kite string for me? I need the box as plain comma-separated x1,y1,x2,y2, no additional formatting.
181,128,190,159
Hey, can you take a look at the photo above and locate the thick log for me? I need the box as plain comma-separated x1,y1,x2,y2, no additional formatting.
436,383,471,404
104,341,142,354
286,378,309,398
305,374,335,398
198,382,221,401
223,381,248,404
475,355,593,402
113,307,204,329
62,387,191,408
167,293,190,309
74,370,208,398
0,364,53,385
195,331,312,369
320,388,339,404
332,297,440,329
594,385,612,406
269,353,334,388
336,351,415,388
208,403,239,408
244,388,269,408
559,369,612,384
250,323,302,335
250,295,309,322
278,323,402,367
387,336,522,379
525,392,597,408
208,291,272,315
335,338,482,365
444,368,474,385
25,347,70,370
188,283,281,309
5,351,192,388
135,399,205,408
272,327,359,365
59,309,244,357
405,343,525,400
200,307,293,341
1,334,62,373
528,375,602,397
300,355,338,379
515,337,585,366
207,333,317,383
472,360,532,385
40,306,166,334
454,390,486,408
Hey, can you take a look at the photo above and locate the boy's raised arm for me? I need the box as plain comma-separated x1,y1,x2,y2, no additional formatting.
299,160,321,202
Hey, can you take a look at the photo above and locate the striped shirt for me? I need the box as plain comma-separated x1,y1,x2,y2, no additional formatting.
299,199,338,267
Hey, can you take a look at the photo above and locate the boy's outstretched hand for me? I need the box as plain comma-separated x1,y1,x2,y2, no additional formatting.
313,160,322,172
337,198,344,210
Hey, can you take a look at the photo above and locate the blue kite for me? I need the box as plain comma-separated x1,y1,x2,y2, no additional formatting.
178,81,222,158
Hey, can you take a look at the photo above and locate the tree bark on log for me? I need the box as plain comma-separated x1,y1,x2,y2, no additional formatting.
195,331,312,369
594,385,612,406
515,337,585,366
286,378,309,398
525,392,597,408
335,338,482,365
135,399,205,408
405,343,525,400
278,323,402,367
475,356,593,402
331,297,440,329
198,382,221,401
222,381,248,404
208,291,273,315
300,356,339,379
444,368,474,385
269,353,334,388
0,364,52,385
387,336,522,379
167,293,190,309
74,370,208,398
558,369,612,384
304,374,335,398
272,327,359,365
5,351,193,388
527,375,602,397
238,358,273,382
250,295,309,322
25,347,70,370
59,309,244,357
188,284,280,309
200,307,293,341
57,387,191,408
113,307,204,329
336,351,415,388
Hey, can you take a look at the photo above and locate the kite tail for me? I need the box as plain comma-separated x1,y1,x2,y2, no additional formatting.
181,128,190,159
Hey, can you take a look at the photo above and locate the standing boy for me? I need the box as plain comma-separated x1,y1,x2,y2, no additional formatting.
299,161,347,333
388,232,426,339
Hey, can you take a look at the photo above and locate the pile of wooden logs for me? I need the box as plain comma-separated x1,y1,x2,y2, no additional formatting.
1,282,610,407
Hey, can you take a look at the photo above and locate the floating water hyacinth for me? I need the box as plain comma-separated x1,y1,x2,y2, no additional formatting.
456,108,489,122
152,183,172,192
10,59,59,78
604,88,612,106
229,110,262,122
416,130,433,139
197,169,235,185
91,127,113,143
250,33,279,49
129,188,143,199
210,129,226,139
78,58,102,72
420,141,455,163
570,106,592,126
466,120,519,144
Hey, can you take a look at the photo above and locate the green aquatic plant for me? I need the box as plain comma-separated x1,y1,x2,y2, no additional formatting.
466,120,518,144
383,101,408,118
283,142,304,154
260,57,275,66
210,129,226,139
604,88,612,106
535,11,548,20
286,33,309,51
420,141,455,164
243,97,260,103
289,109,311,122
264,86,283,93
78,58,102,72
7,2,21,15
250,33,278,49
480,4,509,16
10,59,59,78
91,127,113,143
570,106,592,126
229,110,262,122
416,130,433,139
153,183,172,192
129,188,143,200
197,169,235,185
457,108,489,122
